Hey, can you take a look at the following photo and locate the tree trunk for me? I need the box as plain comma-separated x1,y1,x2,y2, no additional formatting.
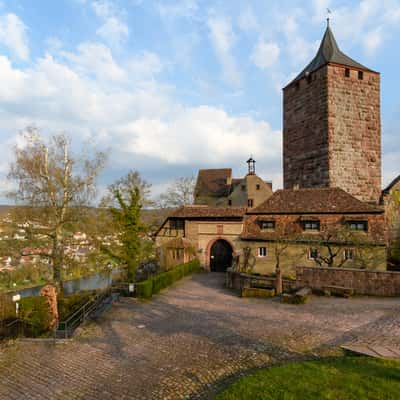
275,264,283,295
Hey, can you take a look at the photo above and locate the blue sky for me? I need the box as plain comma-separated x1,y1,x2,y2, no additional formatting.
0,0,399,202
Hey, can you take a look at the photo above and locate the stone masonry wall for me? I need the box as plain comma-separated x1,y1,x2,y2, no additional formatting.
328,65,381,203
283,64,381,204
296,266,400,296
283,67,329,190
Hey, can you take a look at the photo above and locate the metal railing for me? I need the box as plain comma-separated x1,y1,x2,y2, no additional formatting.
55,288,114,339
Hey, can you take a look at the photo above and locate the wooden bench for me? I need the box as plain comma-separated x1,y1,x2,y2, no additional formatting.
324,286,354,298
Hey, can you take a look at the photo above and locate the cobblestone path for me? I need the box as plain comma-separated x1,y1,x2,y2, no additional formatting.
0,273,399,399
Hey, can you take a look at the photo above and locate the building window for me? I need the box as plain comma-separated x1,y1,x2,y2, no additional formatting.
241,185,246,191
228,199,232,206
345,68,350,77
295,81,300,90
260,221,275,230
303,220,320,231
170,219,184,230
348,221,368,232
309,248,319,260
256,184,260,190
248,199,254,207
306,74,312,84
344,249,354,261
358,71,364,80
258,247,267,257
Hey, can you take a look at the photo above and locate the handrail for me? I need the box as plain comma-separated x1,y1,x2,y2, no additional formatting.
56,288,113,338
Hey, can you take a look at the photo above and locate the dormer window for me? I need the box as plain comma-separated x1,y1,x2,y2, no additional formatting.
303,220,320,231
260,221,275,230
348,220,368,232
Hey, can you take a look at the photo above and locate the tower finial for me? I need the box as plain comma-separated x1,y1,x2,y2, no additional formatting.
326,8,332,27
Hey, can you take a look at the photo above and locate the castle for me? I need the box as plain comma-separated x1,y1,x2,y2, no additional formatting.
156,24,396,275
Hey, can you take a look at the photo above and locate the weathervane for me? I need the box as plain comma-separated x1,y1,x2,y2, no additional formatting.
326,8,332,26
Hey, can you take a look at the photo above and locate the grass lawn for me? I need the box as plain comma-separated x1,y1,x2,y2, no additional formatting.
216,357,400,400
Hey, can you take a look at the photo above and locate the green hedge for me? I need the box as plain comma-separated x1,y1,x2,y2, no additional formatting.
136,260,201,299
136,280,153,299
19,296,51,337
57,291,96,321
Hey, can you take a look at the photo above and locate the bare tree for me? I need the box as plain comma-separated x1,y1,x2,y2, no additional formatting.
158,176,195,208
101,169,153,208
7,128,106,286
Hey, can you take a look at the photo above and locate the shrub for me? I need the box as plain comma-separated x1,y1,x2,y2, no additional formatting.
0,294,15,321
19,296,51,336
57,291,96,321
136,280,153,299
136,259,201,299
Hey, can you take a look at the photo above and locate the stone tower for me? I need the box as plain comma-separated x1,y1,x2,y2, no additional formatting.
283,24,381,203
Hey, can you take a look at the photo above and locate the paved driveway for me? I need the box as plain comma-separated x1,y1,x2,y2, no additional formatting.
1,273,399,400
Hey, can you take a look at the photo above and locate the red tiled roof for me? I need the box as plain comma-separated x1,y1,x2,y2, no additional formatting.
195,169,232,197
248,188,383,214
170,205,247,219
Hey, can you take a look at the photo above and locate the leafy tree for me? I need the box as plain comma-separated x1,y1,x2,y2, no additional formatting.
6,128,106,286
101,187,153,282
158,176,195,208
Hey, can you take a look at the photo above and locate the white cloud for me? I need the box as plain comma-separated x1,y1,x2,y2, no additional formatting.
238,7,259,32
127,51,163,77
251,40,280,69
61,42,125,81
96,16,129,46
363,28,383,56
207,16,241,86
157,0,198,19
91,1,129,47
0,13,29,61
0,46,282,187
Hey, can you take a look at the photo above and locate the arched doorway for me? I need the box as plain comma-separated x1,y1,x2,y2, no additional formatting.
210,240,233,272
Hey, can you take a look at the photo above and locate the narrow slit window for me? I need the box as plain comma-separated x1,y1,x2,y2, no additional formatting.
345,68,350,77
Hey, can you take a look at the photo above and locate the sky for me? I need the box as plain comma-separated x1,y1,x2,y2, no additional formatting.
0,0,399,203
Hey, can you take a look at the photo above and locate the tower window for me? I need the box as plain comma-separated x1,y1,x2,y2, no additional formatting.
345,68,350,77
358,71,364,80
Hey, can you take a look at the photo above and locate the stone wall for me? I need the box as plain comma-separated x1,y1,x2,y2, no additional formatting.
283,64,381,204
296,266,400,296
328,65,381,204
283,66,329,190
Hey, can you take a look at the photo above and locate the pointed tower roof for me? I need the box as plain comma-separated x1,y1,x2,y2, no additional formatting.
286,24,374,87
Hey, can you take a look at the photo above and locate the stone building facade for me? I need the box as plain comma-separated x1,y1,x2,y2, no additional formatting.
194,159,273,208
239,188,386,276
155,206,246,271
155,25,390,276
283,26,381,204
